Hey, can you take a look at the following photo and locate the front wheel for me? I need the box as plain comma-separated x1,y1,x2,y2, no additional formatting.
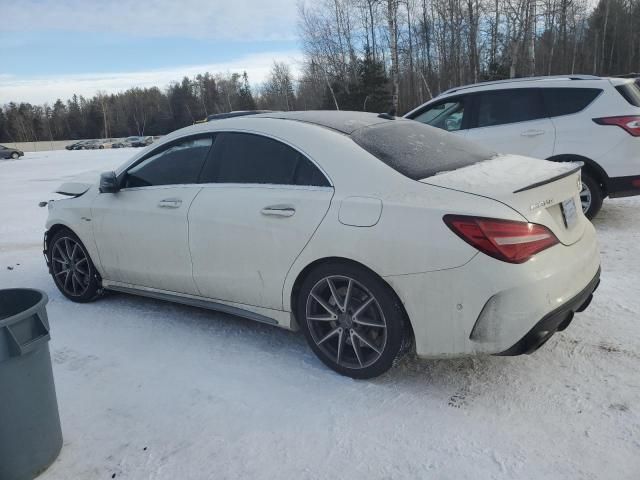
296,263,410,379
580,171,603,219
10,152,19,159
48,229,101,302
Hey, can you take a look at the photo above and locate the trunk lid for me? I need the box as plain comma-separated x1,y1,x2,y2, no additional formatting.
421,155,586,245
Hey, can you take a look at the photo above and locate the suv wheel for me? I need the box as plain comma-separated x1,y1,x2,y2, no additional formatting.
580,171,603,219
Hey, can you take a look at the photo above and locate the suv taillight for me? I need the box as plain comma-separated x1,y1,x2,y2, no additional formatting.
443,215,559,264
593,116,640,137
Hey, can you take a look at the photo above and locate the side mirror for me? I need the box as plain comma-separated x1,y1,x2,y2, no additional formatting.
99,171,119,193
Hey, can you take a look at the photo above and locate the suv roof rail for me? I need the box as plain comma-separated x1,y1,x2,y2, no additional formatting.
441,75,603,96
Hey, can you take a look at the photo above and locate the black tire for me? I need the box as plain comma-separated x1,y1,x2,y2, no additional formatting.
296,262,409,379
581,171,603,220
10,152,19,159
48,228,101,303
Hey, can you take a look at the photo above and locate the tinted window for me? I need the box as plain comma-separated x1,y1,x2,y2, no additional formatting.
124,136,212,188
474,89,545,128
412,99,466,132
201,133,329,186
543,88,602,116
351,119,496,180
615,82,640,107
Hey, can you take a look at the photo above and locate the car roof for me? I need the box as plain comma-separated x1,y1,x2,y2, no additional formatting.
440,75,604,96
253,110,394,134
206,110,274,121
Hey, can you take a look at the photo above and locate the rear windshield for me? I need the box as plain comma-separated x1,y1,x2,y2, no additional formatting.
351,120,496,180
616,82,640,107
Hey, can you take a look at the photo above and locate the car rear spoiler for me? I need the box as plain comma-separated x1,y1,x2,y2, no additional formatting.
513,163,583,194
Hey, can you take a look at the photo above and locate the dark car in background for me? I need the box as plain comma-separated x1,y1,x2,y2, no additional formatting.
0,144,24,159
130,136,154,147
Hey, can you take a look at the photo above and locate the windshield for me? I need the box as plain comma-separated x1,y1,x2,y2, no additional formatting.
351,119,496,180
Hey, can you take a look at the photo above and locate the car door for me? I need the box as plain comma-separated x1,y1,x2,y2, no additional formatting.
91,134,214,294
189,131,334,310
408,96,470,140
465,88,555,159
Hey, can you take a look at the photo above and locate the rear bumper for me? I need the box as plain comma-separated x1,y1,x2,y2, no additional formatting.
606,174,640,198
497,267,600,356
385,221,601,358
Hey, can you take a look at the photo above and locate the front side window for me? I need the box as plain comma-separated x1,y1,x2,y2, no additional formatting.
124,136,213,188
412,99,466,132
200,132,330,187
542,88,602,116
473,89,545,128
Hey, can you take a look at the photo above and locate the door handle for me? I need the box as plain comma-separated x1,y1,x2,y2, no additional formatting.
158,198,182,209
261,206,296,217
521,129,545,137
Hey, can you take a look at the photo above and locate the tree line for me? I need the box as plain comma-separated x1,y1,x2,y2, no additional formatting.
1,0,638,143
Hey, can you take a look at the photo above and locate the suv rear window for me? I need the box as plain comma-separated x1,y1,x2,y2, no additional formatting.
615,82,640,107
542,88,602,116
351,120,496,180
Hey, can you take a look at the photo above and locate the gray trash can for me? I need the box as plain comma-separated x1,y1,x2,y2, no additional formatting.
0,289,62,480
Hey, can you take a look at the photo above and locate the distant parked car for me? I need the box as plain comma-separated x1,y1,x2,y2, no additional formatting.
0,144,24,159
115,136,143,148
130,136,153,147
65,141,84,150
96,139,115,149
66,140,95,150
405,75,640,218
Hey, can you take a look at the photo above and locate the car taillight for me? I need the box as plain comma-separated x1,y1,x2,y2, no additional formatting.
593,116,640,137
443,215,559,264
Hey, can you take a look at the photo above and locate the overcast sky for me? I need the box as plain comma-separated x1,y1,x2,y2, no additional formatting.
0,0,303,104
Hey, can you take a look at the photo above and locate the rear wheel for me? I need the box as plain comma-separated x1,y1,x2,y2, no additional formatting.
296,262,409,379
48,229,101,302
580,171,603,219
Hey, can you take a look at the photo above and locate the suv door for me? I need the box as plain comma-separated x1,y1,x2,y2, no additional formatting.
91,135,214,294
465,88,555,159
408,96,470,138
189,132,333,310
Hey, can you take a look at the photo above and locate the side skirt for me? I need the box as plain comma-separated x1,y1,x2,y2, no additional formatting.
102,281,287,327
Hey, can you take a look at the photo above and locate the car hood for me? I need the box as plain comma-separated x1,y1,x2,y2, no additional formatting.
55,182,93,197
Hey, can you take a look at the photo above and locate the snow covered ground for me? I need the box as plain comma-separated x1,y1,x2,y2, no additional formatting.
1,150,639,480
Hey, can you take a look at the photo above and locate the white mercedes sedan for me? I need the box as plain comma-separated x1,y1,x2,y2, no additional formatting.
44,111,601,378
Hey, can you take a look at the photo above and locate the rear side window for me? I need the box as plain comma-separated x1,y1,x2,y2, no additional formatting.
351,120,496,180
473,89,545,128
201,132,330,186
615,82,640,107
124,136,213,188
542,88,602,116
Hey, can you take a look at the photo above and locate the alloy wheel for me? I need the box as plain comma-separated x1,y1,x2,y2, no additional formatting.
305,275,387,369
580,182,592,214
51,237,91,297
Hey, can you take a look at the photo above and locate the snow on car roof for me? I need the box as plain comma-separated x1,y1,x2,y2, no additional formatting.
256,110,392,134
